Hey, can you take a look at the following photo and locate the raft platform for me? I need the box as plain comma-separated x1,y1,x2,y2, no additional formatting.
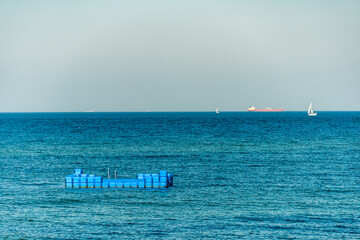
65,169,173,188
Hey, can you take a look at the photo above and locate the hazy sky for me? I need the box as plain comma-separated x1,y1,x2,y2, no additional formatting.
0,0,359,112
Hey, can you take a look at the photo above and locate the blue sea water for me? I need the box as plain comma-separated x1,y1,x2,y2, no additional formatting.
1,112,360,239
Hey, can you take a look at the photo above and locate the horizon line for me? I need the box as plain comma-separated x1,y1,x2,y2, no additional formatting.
0,110,360,113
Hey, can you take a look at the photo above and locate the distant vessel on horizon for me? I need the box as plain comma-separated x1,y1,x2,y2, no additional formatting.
216,107,220,114
247,106,284,112
308,102,317,116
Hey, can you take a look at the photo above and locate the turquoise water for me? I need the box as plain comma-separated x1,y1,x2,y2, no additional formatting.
1,112,360,239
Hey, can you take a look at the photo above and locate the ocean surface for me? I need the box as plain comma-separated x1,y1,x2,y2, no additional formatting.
1,112,360,239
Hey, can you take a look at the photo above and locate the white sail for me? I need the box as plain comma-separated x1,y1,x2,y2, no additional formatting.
216,108,219,114
308,102,317,116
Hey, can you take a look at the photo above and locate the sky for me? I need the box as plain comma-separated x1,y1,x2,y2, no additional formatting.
0,0,359,112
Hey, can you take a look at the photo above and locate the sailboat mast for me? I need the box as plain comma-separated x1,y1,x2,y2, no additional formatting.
308,102,317,116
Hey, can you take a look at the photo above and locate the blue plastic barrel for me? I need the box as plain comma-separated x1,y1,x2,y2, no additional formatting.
102,180,109,188
159,171,168,177
160,176,168,183
138,180,145,188
87,175,95,188
130,181,138,188
73,176,81,188
137,174,145,179
74,169,83,175
94,177,102,188
80,176,87,188
65,176,73,188
109,181,116,188
152,174,160,182
145,177,152,188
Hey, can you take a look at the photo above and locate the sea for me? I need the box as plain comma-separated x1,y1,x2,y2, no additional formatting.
1,112,360,239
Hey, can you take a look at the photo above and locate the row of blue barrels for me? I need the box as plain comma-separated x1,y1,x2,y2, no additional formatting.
65,174,103,188
137,171,173,187
65,169,173,188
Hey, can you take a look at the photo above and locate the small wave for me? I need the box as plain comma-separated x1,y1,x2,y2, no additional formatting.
51,198,86,204
20,182,56,186
247,164,263,168
214,177,227,180
144,154,182,159
233,216,265,222
335,225,347,228
284,219,306,223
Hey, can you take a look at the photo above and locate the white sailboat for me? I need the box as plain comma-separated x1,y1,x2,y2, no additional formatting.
308,102,317,116
216,107,220,114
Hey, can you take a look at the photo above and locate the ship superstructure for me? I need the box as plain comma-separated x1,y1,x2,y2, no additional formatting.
247,106,284,112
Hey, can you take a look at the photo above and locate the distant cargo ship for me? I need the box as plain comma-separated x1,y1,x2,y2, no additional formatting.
247,106,284,112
